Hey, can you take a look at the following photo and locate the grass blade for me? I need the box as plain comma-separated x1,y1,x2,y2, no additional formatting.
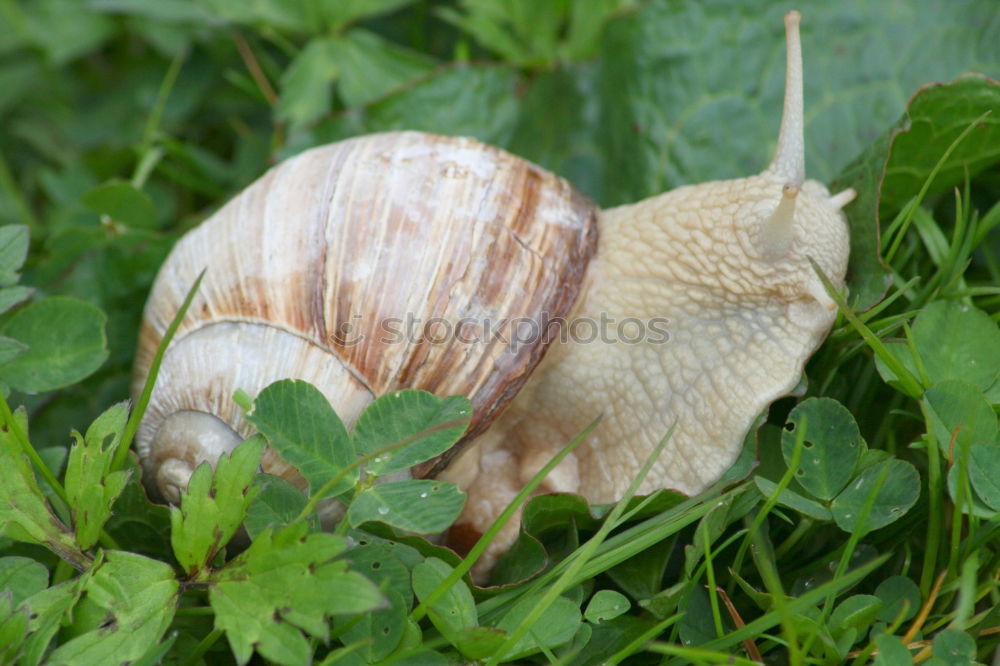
114,270,205,472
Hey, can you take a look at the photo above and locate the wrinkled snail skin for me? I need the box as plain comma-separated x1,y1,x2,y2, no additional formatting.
132,11,853,574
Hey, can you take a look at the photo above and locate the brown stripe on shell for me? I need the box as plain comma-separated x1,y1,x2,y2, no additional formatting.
506,160,541,238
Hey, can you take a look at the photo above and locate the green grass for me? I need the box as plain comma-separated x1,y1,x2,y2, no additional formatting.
0,1,998,664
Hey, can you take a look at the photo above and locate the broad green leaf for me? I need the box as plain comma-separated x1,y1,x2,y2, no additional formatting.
875,576,921,623
782,398,864,501
601,1,994,206
64,402,131,549
0,557,48,606
334,29,436,108
0,225,29,286
754,477,833,521
412,557,477,637
209,522,382,666
878,77,1000,217
876,302,1000,398
832,78,1000,308
245,473,313,540
341,540,413,608
494,593,581,660
348,480,465,533
584,589,631,623
170,437,265,577
46,551,179,666
831,459,920,534
243,380,355,498
0,297,108,393
931,628,976,665
339,587,406,662
923,381,998,457
0,408,84,563
968,445,1000,510
80,181,156,227
352,390,471,477
277,38,339,127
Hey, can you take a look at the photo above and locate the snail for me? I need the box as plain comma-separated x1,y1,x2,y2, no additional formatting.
133,11,853,570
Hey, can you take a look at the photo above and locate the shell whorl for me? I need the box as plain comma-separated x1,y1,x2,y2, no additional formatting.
133,131,598,500
151,411,243,504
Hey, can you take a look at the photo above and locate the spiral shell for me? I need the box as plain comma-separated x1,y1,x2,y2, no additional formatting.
132,131,598,500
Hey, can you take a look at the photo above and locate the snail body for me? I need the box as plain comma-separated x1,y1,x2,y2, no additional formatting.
134,12,853,567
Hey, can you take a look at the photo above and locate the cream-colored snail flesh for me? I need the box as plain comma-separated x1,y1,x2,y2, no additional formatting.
133,11,852,572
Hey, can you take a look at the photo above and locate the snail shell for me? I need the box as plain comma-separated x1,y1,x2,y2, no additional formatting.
133,132,598,503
